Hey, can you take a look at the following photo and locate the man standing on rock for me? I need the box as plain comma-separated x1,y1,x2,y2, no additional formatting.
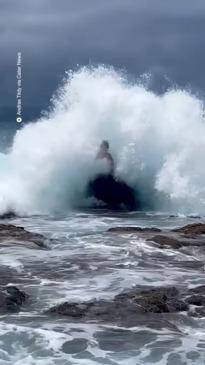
96,140,115,176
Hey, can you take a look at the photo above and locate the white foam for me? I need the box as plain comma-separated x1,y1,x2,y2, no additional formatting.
0,66,205,214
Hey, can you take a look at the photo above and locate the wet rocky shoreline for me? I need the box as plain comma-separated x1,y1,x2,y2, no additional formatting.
0,223,51,249
0,221,204,328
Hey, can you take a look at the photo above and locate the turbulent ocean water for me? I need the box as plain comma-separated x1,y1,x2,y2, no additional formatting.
0,66,205,364
0,212,205,364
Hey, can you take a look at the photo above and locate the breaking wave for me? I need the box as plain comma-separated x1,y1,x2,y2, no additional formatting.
0,66,205,215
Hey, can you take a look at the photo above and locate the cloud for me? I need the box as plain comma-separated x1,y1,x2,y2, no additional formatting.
1,0,205,122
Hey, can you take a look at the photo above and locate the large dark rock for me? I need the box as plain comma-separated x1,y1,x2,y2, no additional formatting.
0,224,50,248
0,286,26,313
87,174,137,210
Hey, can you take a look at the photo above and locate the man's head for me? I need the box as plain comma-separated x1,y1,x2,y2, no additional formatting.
100,140,109,151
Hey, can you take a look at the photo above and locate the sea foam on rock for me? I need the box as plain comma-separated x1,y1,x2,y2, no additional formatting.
47,285,205,325
47,286,188,326
46,222,205,325
107,222,205,250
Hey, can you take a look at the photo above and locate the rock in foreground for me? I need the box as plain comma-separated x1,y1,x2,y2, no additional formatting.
0,224,50,249
47,286,188,326
107,222,205,250
0,286,26,313
147,235,188,249
173,223,205,236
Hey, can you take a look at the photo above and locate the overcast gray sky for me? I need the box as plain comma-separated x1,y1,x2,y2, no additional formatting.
1,0,205,128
